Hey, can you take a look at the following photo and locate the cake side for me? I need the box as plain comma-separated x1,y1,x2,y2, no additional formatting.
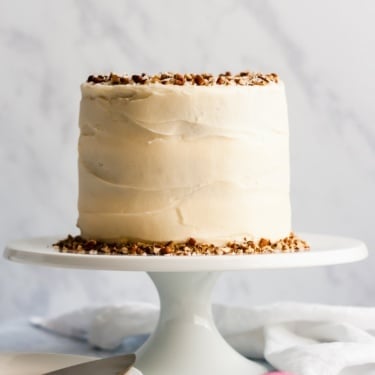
77,73,291,245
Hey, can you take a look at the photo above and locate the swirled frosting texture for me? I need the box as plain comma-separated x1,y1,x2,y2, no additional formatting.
78,82,291,244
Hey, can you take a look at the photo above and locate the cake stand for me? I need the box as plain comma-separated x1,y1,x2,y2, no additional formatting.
4,233,367,375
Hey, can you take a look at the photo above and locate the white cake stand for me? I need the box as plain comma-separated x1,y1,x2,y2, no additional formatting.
4,233,367,375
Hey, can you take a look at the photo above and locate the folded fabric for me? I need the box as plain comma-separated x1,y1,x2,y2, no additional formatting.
31,302,375,375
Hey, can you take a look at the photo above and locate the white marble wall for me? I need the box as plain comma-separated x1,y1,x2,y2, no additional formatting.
1,0,374,320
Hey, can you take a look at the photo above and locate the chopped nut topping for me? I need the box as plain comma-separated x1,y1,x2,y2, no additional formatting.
53,233,309,256
109,73,121,85
86,71,280,87
259,238,271,247
216,75,227,85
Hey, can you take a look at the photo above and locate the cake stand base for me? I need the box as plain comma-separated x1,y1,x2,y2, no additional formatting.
136,272,266,375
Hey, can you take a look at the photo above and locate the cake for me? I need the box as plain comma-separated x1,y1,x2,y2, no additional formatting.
55,71,309,255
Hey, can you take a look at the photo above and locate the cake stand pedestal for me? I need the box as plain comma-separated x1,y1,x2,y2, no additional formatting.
4,233,367,375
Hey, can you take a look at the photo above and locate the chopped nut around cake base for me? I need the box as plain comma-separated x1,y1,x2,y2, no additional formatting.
53,233,309,256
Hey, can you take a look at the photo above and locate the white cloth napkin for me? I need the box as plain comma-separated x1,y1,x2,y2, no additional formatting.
31,302,375,375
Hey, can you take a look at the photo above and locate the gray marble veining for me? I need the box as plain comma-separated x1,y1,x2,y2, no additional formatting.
0,0,374,321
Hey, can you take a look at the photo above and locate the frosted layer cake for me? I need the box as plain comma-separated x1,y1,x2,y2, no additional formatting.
55,71,309,255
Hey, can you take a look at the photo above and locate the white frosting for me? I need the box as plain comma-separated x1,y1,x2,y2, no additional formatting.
78,82,291,244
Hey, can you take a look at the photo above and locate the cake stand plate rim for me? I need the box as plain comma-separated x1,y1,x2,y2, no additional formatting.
3,233,368,271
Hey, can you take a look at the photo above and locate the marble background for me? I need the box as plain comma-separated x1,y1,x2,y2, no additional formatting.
0,0,374,322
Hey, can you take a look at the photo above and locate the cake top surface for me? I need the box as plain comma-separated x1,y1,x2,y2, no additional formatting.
86,71,279,87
